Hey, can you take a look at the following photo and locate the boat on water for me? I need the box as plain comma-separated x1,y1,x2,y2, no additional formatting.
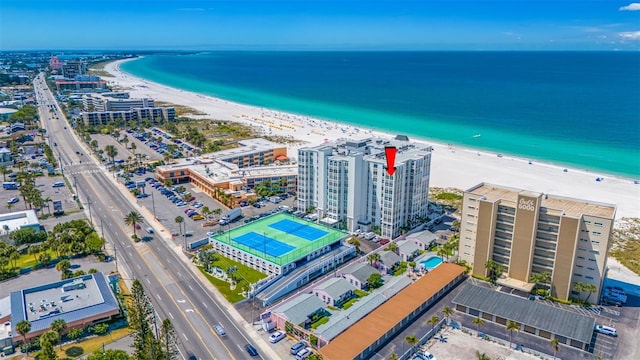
473,134,481,138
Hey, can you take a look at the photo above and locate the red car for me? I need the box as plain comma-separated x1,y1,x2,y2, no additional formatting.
379,238,390,245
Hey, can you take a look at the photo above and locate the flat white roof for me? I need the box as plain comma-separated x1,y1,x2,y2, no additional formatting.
0,210,40,235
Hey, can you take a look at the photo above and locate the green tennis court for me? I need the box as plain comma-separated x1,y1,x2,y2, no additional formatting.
210,213,348,266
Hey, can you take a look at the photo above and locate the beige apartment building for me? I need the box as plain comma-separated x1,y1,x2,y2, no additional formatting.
459,183,616,301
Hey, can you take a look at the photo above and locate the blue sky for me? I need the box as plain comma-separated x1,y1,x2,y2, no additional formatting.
1,0,639,50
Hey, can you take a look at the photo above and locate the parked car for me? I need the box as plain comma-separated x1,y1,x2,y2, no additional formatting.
239,201,249,207
192,215,204,221
269,330,285,343
594,325,617,337
295,347,312,360
193,202,203,208
7,197,19,204
290,341,307,355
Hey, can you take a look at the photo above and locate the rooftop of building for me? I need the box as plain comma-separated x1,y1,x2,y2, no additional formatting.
466,182,616,219
340,262,378,283
313,278,355,299
452,284,595,344
272,293,326,326
314,275,412,341
10,273,119,335
319,263,465,360
0,210,40,235
301,135,432,164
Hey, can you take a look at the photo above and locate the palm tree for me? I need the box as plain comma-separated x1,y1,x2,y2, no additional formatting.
213,208,222,219
404,334,418,354
90,139,98,152
367,252,381,266
441,305,454,326
55,259,71,273
484,260,504,284
389,353,399,360
175,216,184,235
426,315,440,332
506,321,520,349
583,283,597,303
385,242,399,253
15,320,31,350
51,318,67,349
122,136,129,149
6,202,13,212
104,144,118,165
550,337,560,360
476,350,491,360
201,206,211,220
0,165,12,182
472,316,484,335
529,271,552,295
124,211,143,236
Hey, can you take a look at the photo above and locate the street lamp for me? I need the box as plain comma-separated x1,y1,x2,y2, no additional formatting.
150,191,157,220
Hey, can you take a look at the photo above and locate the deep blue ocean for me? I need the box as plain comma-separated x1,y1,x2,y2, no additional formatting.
121,52,640,178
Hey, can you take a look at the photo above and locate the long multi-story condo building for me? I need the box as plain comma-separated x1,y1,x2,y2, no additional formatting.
458,183,616,301
298,135,432,239
83,93,155,112
81,107,175,126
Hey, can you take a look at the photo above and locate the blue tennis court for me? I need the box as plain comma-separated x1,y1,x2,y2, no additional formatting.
268,219,328,241
232,232,295,257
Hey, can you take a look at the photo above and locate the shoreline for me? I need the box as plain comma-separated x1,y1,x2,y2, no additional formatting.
103,58,640,218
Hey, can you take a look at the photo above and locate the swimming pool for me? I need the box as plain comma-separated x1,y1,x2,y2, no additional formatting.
420,256,443,270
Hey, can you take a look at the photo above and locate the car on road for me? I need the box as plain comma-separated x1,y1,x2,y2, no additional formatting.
244,344,259,357
594,325,617,337
213,324,226,337
7,197,19,204
269,330,285,343
145,227,154,234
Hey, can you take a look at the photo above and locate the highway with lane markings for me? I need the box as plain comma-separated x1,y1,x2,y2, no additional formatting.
34,73,273,360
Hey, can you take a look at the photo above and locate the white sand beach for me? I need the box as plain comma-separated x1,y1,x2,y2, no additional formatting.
104,58,640,219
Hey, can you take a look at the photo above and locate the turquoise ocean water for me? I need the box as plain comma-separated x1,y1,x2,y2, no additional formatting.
121,52,640,178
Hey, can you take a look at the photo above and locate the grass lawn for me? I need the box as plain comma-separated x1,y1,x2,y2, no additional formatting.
209,256,267,284
341,298,359,310
198,266,245,303
309,316,330,330
53,327,134,359
354,289,369,297
12,249,57,269
392,262,408,276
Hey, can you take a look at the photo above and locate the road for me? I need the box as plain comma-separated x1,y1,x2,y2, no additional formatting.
33,74,270,360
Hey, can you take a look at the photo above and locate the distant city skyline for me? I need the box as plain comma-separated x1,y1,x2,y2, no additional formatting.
1,0,639,51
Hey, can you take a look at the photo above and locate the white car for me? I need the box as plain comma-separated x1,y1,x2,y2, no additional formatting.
268,330,285,343
594,325,617,337
295,347,312,360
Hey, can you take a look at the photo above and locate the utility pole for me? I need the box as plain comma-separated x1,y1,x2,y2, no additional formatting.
151,191,157,220
87,195,93,226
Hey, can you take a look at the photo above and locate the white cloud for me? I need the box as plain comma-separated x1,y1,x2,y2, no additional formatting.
619,31,640,39
619,3,640,11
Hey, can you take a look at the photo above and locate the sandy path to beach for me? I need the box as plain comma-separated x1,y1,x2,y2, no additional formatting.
103,59,640,219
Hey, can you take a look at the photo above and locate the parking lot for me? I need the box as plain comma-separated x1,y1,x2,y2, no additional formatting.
123,173,297,245
118,129,163,161
92,133,132,162
0,171,79,217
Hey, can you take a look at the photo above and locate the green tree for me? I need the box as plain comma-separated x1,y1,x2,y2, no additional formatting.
104,144,118,166
347,237,361,254
128,279,157,360
472,316,484,335
484,260,504,284
55,259,71,273
28,244,41,264
404,334,418,353
38,330,60,360
529,271,552,294
426,315,440,331
87,349,131,360
384,242,399,253
67,327,84,341
124,211,143,236
159,318,178,360
441,305,454,326
389,353,399,360
175,216,184,236
51,319,67,349
85,232,106,254
367,252,381,266
506,321,520,349
551,337,560,360
16,319,31,350
476,351,491,360
0,165,12,182
367,272,383,289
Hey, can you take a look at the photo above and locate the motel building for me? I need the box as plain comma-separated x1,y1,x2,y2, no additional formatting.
155,139,297,205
